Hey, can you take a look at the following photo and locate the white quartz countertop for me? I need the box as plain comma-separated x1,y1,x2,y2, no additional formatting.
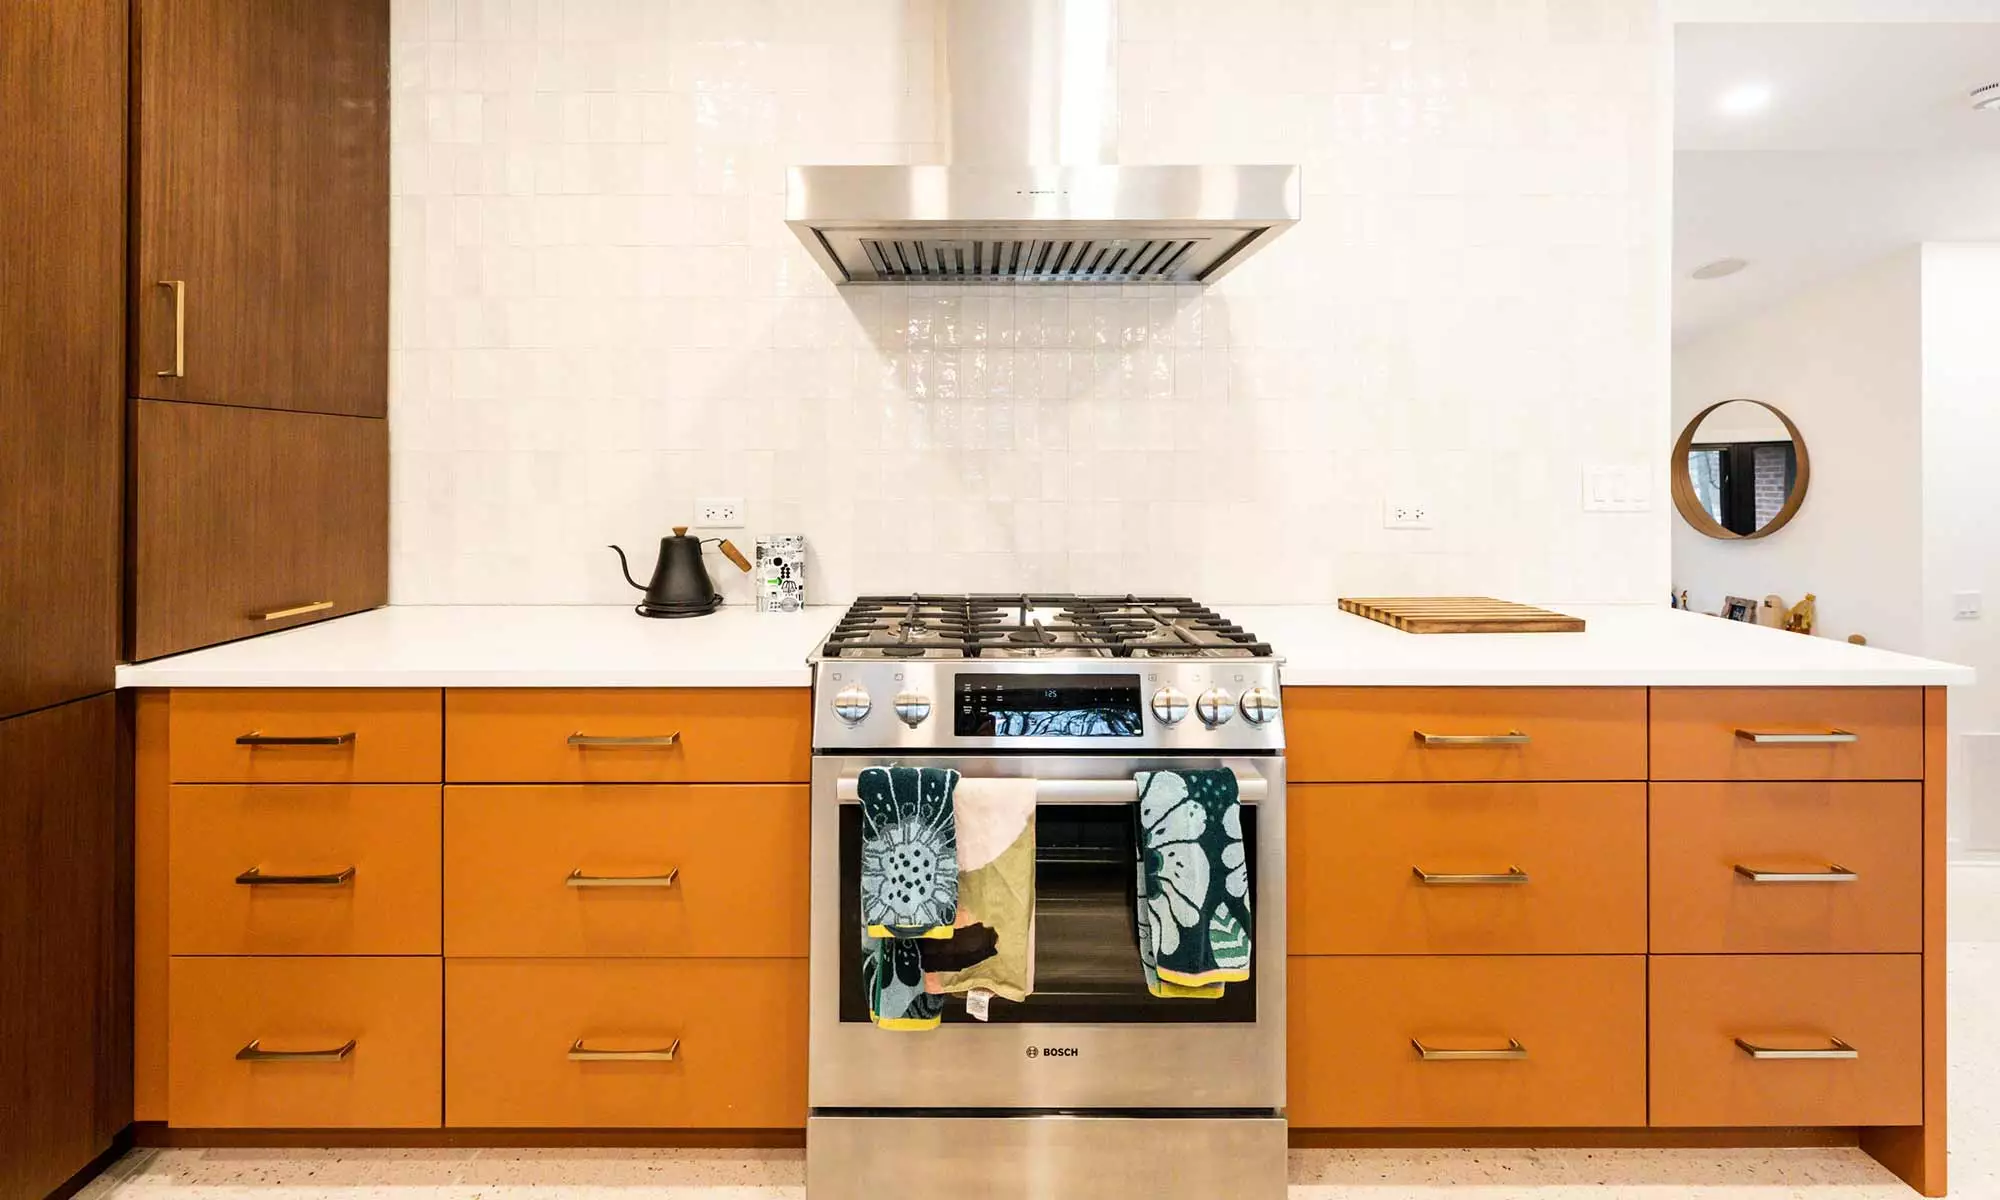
1225,603,1973,687
113,605,838,689
113,602,1973,690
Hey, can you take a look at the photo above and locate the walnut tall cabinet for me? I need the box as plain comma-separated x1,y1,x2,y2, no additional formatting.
2,0,388,1195
128,0,390,662
0,2,131,1197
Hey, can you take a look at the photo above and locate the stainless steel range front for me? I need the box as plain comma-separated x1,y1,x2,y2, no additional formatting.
807,596,1286,1200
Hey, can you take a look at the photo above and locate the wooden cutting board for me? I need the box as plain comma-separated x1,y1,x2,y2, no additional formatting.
1338,597,1586,634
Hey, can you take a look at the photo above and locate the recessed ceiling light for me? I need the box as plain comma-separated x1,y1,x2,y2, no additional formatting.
1974,83,2000,111
1717,83,1774,117
1692,257,1749,280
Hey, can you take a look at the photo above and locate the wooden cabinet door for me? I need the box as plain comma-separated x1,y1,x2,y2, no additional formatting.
0,696,127,1197
0,0,125,718
131,0,387,417
130,401,386,661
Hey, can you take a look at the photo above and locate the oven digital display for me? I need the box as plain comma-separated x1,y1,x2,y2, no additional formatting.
954,673,1144,738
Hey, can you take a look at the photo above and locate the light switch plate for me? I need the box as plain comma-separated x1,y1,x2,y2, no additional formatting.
1956,591,1983,620
1582,465,1651,513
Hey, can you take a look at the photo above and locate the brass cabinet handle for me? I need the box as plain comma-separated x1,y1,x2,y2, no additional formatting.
1412,866,1529,886
1735,1036,1858,1060
1412,1037,1527,1062
157,279,186,378
1733,863,1859,884
1734,729,1858,745
566,867,680,888
568,1038,680,1062
236,1038,356,1062
1414,731,1530,747
254,600,336,622
236,731,356,747
567,732,681,747
236,865,357,887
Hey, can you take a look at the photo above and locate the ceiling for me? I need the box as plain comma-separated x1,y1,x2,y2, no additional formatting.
1674,22,2000,339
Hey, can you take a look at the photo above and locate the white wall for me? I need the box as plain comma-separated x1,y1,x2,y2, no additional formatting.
1671,248,1924,646
1921,243,2000,851
389,0,1670,606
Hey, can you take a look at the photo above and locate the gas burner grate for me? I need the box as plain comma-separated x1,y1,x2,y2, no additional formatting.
821,594,1272,660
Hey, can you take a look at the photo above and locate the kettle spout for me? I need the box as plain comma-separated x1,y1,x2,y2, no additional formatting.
607,544,646,591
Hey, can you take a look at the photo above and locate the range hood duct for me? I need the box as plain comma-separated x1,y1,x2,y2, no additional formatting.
786,0,1299,286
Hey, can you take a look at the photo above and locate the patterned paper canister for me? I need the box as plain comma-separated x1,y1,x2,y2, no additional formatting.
755,535,806,612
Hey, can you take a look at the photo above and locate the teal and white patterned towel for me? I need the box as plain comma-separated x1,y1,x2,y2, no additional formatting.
1135,768,1251,989
859,765,960,940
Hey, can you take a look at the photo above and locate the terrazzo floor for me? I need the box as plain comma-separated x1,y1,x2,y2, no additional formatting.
77,866,2000,1200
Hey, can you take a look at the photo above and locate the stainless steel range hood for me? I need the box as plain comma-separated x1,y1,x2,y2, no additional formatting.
785,1,1299,286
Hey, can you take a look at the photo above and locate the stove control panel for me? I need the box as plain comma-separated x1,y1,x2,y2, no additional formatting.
814,661,1284,752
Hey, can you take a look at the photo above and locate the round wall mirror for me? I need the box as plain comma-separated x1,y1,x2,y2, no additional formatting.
1671,398,1809,540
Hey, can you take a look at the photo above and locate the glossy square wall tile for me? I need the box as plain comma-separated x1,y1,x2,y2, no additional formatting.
390,0,1669,606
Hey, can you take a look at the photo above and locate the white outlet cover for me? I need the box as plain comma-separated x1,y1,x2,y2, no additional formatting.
1955,591,1983,620
1383,499,1434,530
695,496,744,527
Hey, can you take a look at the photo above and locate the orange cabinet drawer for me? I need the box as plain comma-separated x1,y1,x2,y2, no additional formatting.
1284,688,1646,783
1650,954,1921,1127
445,958,806,1128
1650,688,1923,781
170,689,442,783
1651,782,1920,954
1289,783,1646,954
445,689,810,783
167,956,442,1128
1289,955,1645,1128
444,785,808,957
169,784,441,955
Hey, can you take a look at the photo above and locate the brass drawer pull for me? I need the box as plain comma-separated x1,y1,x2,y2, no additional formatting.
236,1038,356,1063
566,867,680,888
157,279,186,378
1735,1036,1858,1060
1734,863,1859,884
236,731,356,747
568,1038,680,1062
1412,1037,1527,1062
1415,731,1530,747
567,732,681,748
254,600,336,622
236,865,357,887
1412,866,1529,886
1734,729,1858,745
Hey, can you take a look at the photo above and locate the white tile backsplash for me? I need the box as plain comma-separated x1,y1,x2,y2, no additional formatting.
390,0,1670,607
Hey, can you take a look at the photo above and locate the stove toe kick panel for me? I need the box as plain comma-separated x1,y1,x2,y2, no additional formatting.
806,1114,1288,1200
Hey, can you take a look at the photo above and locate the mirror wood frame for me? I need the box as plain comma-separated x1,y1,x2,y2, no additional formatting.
1671,398,1810,541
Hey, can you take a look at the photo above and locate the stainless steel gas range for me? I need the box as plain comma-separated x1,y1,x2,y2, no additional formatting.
806,595,1286,1200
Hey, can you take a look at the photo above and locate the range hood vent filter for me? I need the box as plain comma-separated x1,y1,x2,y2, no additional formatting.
859,236,1204,283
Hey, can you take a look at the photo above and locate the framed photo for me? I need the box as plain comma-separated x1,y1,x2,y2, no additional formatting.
1722,595,1757,623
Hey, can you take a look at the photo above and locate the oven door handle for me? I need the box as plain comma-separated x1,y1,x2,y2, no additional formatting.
832,773,1267,805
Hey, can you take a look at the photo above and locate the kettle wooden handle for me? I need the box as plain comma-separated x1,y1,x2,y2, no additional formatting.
717,540,752,572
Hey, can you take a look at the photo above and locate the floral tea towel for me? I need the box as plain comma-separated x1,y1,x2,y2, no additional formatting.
1135,769,1251,990
858,765,960,940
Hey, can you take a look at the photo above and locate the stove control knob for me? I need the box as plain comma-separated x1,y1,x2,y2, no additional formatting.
1195,687,1236,729
832,684,872,725
1239,685,1281,726
893,692,932,728
1150,687,1190,726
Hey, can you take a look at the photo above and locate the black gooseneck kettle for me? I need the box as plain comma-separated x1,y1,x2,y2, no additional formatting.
609,527,750,618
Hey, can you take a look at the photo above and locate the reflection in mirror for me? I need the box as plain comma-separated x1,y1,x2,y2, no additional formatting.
1671,399,1808,541
1686,400,1798,535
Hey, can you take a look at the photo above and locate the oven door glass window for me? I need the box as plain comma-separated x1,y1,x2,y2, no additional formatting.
838,802,1258,1024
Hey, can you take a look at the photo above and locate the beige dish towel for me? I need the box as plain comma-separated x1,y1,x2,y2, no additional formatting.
922,777,1037,1003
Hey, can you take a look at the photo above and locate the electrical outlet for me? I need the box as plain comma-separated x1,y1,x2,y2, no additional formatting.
1383,499,1434,530
696,497,744,527
1956,591,1983,620
1582,465,1651,512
